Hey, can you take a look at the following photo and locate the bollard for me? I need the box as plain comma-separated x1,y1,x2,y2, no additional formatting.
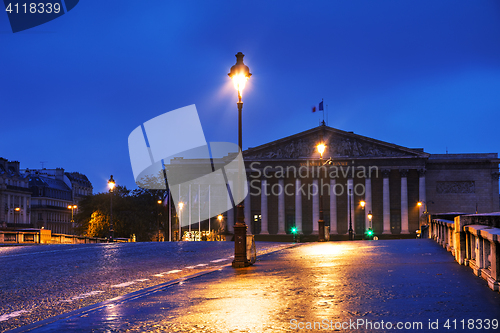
246,235,256,264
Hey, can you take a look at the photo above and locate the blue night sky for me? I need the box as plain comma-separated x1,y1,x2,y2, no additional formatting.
1,0,500,192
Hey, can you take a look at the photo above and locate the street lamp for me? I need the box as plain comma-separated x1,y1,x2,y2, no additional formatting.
366,210,374,240
108,175,115,242
348,189,354,240
67,204,77,223
178,202,184,241
316,143,326,242
157,199,162,242
228,52,251,268
217,214,223,240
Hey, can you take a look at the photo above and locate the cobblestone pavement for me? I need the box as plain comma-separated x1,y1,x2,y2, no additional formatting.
0,241,291,332
6,239,500,332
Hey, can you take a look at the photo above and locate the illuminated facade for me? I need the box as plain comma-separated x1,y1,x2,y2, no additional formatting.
225,125,500,238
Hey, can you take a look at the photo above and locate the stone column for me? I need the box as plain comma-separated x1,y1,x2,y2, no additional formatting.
330,179,337,234
278,178,286,234
244,181,251,234
383,169,391,234
400,169,409,234
295,178,302,234
347,178,354,233
364,177,371,231
312,178,319,234
260,178,269,234
226,181,234,234
418,169,426,218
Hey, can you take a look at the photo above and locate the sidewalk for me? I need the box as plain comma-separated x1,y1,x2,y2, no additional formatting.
9,240,500,332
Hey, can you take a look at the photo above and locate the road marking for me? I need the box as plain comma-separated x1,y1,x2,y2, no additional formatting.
165,269,182,274
61,291,104,303
210,258,228,263
0,310,30,322
111,281,136,288
195,263,207,267
153,269,182,277
135,279,149,282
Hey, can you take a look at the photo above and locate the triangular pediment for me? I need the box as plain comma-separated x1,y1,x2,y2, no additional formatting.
243,126,430,160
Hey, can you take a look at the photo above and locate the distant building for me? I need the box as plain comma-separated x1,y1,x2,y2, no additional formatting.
24,168,93,234
0,158,31,228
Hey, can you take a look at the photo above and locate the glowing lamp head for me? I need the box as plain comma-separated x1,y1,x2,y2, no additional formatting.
157,200,162,204
68,205,72,209
360,200,366,208
179,202,184,210
367,211,373,221
317,143,326,157
217,214,223,222
291,227,297,234
73,205,77,209
14,207,20,212
108,175,115,191
417,201,422,207
228,52,251,95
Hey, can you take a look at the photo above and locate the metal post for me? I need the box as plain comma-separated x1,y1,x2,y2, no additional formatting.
110,190,113,241
168,193,171,242
232,94,249,268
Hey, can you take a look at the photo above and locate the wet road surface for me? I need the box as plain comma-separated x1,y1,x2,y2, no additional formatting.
0,241,290,332
6,239,500,332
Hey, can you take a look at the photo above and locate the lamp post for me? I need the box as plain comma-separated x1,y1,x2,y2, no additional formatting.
316,143,326,242
217,214,223,240
178,202,184,241
228,52,251,268
157,199,162,241
67,204,77,223
348,189,354,240
108,175,115,242
366,210,374,240
360,200,365,234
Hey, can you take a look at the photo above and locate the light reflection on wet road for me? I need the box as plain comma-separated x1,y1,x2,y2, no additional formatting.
0,241,289,332
7,240,500,333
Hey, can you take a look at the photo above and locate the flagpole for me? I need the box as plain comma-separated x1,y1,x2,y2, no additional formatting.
168,190,171,242
208,185,211,237
198,184,201,239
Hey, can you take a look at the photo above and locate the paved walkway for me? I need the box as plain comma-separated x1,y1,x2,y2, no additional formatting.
9,239,500,332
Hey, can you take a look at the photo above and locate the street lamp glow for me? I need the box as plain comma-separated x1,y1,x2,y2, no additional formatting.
417,201,422,207
368,212,373,221
68,205,72,209
179,202,184,210
157,200,162,204
317,143,326,158
108,175,115,191
228,52,252,99
14,207,20,212
360,200,366,208
231,73,249,94
217,214,223,222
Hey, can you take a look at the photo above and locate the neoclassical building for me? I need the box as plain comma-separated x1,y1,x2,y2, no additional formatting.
0,158,31,228
222,125,500,238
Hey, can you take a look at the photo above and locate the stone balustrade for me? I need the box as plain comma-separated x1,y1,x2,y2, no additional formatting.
0,230,131,245
429,213,500,292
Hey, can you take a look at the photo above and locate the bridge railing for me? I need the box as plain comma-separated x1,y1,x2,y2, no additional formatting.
0,230,130,244
429,213,500,292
